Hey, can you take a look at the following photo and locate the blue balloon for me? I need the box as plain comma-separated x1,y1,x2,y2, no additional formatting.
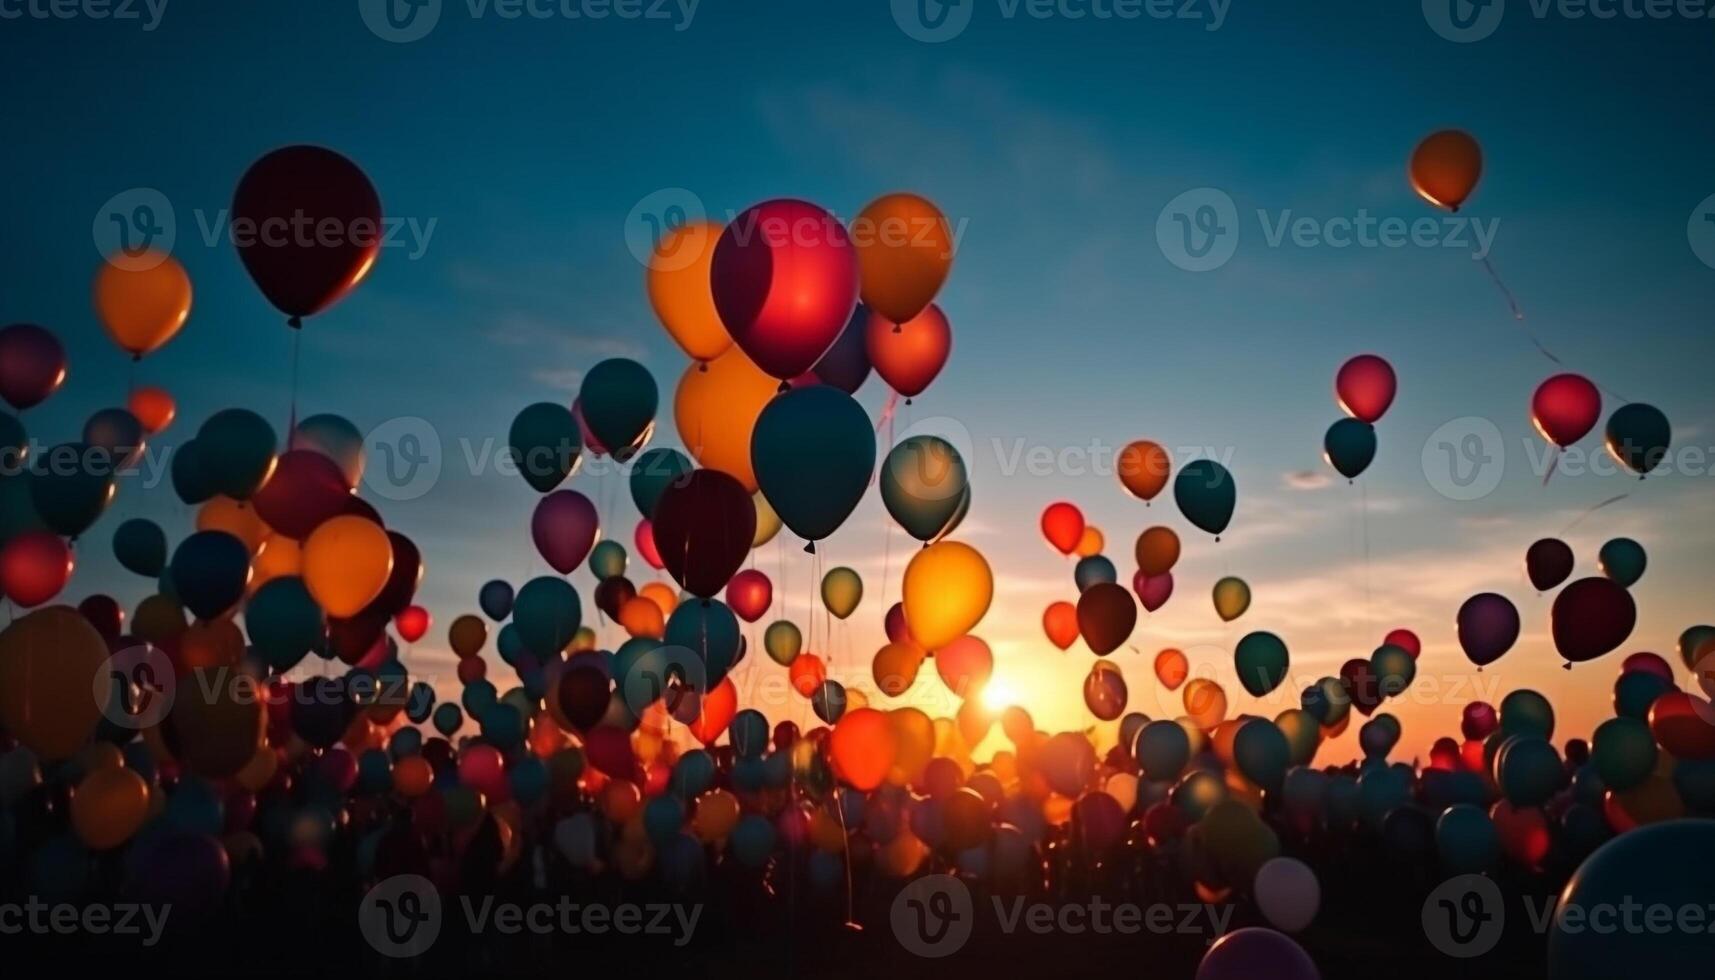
1597,537,1647,587
1173,458,1236,538
1548,820,1715,979
245,576,325,672
496,623,526,666
642,794,685,846
730,814,776,867
750,385,875,550
579,359,658,462
1073,554,1118,592
508,402,581,493
628,447,693,519
170,530,252,620
588,539,627,579
432,702,463,737
670,750,716,799
113,517,167,577
664,599,742,687
512,576,581,660
196,408,278,500
479,579,515,620
811,304,873,393
1323,417,1377,480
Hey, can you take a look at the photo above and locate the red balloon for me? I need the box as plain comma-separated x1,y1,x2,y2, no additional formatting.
1335,354,1397,423
1132,570,1174,613
1532,374,1601,448
0,324,67,410
231,146,381,322
0,530,73,607
1076,582,1136,656
328,608,389,664
78,593,124,640
456,656,487,686
1340,657,1381,716
651,469,756,598
725,568,773,623
884,601,911,644
1552,577,1636,665
634,519,664,570
1648,691,1715,759
1040,501,1084,555
1383,628,1421,659
865,304,951,399
394,605,430,643
1042,601,1078,650
252,450,352,539
1525,538,1575,592
710,199,859,382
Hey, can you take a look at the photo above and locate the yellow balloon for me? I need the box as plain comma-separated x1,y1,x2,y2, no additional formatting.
198,495,271,554
821,566,863,620
902,540,992,651
250,535,302,591
674,347,777,493
92,252,191,358
1183,678,1229,732
751,491,782,548
1212,576,1252,622
646,220,732,363
0,606,108,761
301,515,393,618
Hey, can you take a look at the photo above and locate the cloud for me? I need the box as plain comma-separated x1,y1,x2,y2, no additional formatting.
1284,470,1332,491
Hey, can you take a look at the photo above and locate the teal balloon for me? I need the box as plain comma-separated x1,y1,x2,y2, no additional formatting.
508,756,549,806
1590,716,1656,791
245,576,325,672
112,518,168,577
1234,631,1289,696
496,623,526,666
1435,803,1500,874
171,437,218,505
1498,735,1561,806
0,472,45,545
1370,643,1416,697
729,709,769,759
1603,402,1670,476
1073,554,1117,592
1500,689,1555,739
579,359,657,462
878,436,968,542
405,683,435,725
642,794,685,846
665,599,741,686
29,442,114,537
508,402,582,493
432,702,463,737
730,813,776,868
1673,758,1715,811
1547,821,1715,979
750,385,875,549
1323,418,1376,480
0,411,24,466
628,447,693,519
170,530,252,620
1597,537,1646,587
670,750,716,799
512,576,582,660
1173,458,1236,537
1233,718,1290,792
1359,714,1401,759
588,539,627,579
1612,670,1674,720
811,679,847,724
478,579,514,621
1134,720,1190,782
611,637,659,686
292,413,365,486
196,408,278,500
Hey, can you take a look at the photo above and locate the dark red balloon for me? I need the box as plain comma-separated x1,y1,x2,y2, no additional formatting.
78,593,124,640
327,608,389,664
651,469,756,598
231,146,381,321
711,199,859,382
0,530,73,607
1531,373,1600,448
1076,582,1136,656
594,575,637,621
0,323,67,410
1335,354,1397,423
364,531,421,617
1340,657,1382,716
557,666,610,732
1525,537,1575,592
1552,577,1637,664
1457,592,1520,667
252,450,352,539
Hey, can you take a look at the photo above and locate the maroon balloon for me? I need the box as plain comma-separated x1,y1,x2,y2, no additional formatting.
710,199,859,382
1196,928,1320,980
1076,582,1136,656
583,723,639,779
593,576,637,621
327,608,389,663
1621,651,1675,681
1132,570,1174,612
531,489,600,575
252,450,351,539
884,601,910,644
1457,592,1520,667
1525,537,1574,592
344,495,385,526
78,593,125,641
1531,373,1601,448
557,666,610,732
1552,576,1637,665
1340,657,1382,716
0,323,67,410
363,531,421,617
1461,701,1498,740
231,146,381,322
650,469,756,598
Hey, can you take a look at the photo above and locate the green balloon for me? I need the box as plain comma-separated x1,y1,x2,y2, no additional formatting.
628,447,693,519
578,359,658,463
1498,735,1561,806
1323,417,1376,480
171,437,218,505
1590,716,1656,791
1603,402,1670,476
1370,643,1416,698
1500,688,1555,739
1679,625,1715,671
1233,718,1290,792
878,436,969,542
1435,803,1500,875
513,576,582,660
763,620,801,667
588,539,627,580
508,402,582,493
1135,720,1191,782
820,566,863,620
196,408,278,500
1234,631,1289,697
112,518,167,577
29,442,114,538
245,576,326,672
1173,458,1236,538
1597,537,1646,588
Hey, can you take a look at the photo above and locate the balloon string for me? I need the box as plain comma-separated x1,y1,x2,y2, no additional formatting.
1558,493,1630,535
1481,256,1634,403
1542,446,1559,487
1360,478,1373,628
1479,255,1524,322
874,390,900,434
287,325,303,435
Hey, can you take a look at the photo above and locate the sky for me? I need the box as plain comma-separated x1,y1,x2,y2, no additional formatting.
3,1,1714,762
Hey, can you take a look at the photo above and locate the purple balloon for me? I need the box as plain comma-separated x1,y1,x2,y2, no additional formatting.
1457,592,1521,667
0,323,67,410
532,489,600,574
1197,928,1321,980
1133,570,1174,612
810,304,873,394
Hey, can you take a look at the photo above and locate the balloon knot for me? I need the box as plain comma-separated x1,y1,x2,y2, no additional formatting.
892,323,903,334
287,316,303,330
803,541,816,555
701,598,711,608
905,398,914,406
1563,662,1572,671
698,361,709,373
777,381,791,394
131,353,141,363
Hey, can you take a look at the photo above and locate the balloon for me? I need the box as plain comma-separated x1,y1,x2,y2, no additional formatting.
750,491,781,547
1235,631,1290,697
1547,820,1715,979
865,304,950,399
810,304,873,393
1409,129,1483,211
1501,688,1556,740
1174,459,1236,538
652,469,755,597
1339,658,1381,717
231,145,381,321
77,594,122,640
531,490,600,575
1322,418,1376,480
127,385,176,434
725,569,772,622
197,408,278,501
764,620,802,667
879,435,968,541
367,530,423,616
1435,803,1500,875
1135,720,1191,781
579,359,657,462
853,193,953,325
170,438,218,505
1604,402,1671,476
83,408,145,470
830,708,896,792
1154,648,1189,690
821,566,863,619
1133,570,1173,613
712,198,858,381
1040,501,1084,555
1457,592,1519,667
933,636,992,697
513,576,583,661
1647,691,1715,759
1212,576,1251,622
1083,661,1128,721
674,348,777,493
0,606,106,760
646,220,732,363
250,450,350,540
628,447,693,520
291,413,366,487
471,579,512,622
1118,440,1171,502
1042,601,1078,650
1074,526,1104,558
751,385,875,549
665,598,742,686
28,443,114,537
1075,554,1118,592
1591,716,1656,791
1532,374,1601,448
1233,718,1290,792
71,766,150,849
1678,625,1715,672
587,540,627,582
395,604,430,643
1597,537,1646,587
1370,644,1416,696
903,540,992,651
1552,577,1636,664
0,531,72,607
93,254,191,357
1076,582,1136,656
1523,537,1575,592
1134,525,1181,576
302,515,393,618
244,576,324,671
633,519,664,570
508,402,581,493
1334,354,1397,423
0,324,66,410
170,530,252,620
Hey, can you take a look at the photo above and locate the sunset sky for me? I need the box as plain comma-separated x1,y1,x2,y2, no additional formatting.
5,2,1713,761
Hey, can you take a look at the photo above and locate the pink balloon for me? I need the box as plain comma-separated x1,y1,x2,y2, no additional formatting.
531,490,600,575
1621,651,1675,681
726,568,773,623
634,519,664,570
1133,570,1174,612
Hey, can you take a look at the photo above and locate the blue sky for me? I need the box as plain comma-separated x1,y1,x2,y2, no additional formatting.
4,1,1714,757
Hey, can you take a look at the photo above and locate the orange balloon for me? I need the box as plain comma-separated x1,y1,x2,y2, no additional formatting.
449,614,487,659
789,653,827,698
198,495,271,554
1410,130,1483,212
687,676,738,744
936,635,993,696
178,620,245,671
674,347,778,493
127,385,176,434
250,535,302,591
853,193,954,325
646,220,732,363
830,707,898,791
619,595,665,639
72,766,150,849
1118,440,1171,502
1074,526,1105,558
394,755,434,797
1154,648,1189,690
872,641,926,697
0,606,107,761
1043,601,1079,650
1183,678,1228,731
1135,526,1181,577
93,252,191,357
1040,502,1084,555
301,515,393,618
866,304,951,399
639,581,678,618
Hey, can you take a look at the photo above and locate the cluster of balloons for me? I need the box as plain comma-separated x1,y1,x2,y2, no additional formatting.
1324,354,1395,481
